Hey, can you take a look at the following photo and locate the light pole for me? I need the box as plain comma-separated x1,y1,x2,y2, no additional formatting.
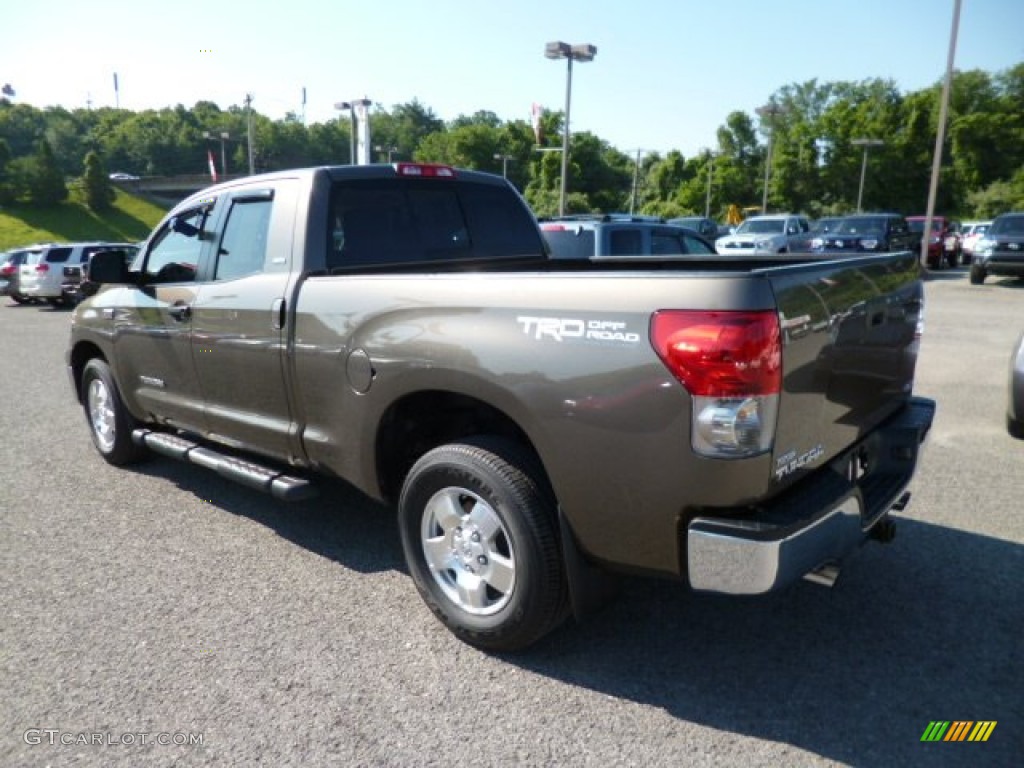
756,102,786,214
852,138,884,212
545,41,597,217
334,99,372,165
493,153,513,178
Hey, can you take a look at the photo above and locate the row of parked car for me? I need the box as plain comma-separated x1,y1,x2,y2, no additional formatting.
537,208,1024,288
707,210,1024,282
0,241,140,307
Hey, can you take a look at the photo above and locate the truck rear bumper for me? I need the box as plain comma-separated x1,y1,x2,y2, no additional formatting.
686,396,935,594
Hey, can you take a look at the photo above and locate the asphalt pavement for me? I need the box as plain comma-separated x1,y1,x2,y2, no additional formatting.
1,271,1020,767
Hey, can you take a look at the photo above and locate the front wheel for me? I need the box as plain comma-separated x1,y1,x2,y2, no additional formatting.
81,358,147,465
398,438,567,651
970,265,986,285
1009,416,1024,440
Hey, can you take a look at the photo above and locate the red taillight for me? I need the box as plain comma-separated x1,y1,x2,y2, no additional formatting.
540,224,566,231
650,310,781,396
395,162,456,178
0,265,14,276
35,263,50,273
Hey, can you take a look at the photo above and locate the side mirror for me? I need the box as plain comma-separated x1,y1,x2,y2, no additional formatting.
88,249,130,284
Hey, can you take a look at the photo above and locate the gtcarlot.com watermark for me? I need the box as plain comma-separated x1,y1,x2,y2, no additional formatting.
24,729,204,747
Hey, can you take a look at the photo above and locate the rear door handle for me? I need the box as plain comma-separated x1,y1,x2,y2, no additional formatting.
168,303,192,322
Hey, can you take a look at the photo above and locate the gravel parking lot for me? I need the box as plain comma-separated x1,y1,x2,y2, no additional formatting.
1,272,1021,767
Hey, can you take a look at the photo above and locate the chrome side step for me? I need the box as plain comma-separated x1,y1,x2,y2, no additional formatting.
132,429,317,502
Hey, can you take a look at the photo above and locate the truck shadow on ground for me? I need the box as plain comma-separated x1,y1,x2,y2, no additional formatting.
527,519,1022,767
131,459,405,575
130,458,1020,766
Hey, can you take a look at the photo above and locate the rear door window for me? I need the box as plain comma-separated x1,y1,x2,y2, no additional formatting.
214,197,273,281
44,247,72,264
609,229,643,256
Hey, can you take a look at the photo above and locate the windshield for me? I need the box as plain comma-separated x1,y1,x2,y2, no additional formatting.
833,216,886,235
810,217,841,233
989,215,1024,236
907,219,942,233
735,219,785,235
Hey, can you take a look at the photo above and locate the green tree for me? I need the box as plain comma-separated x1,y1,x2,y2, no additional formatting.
0,138,15,205
82,150,115,212
25,138,68,205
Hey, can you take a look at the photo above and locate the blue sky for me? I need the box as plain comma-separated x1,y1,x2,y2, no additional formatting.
3,0,1022,158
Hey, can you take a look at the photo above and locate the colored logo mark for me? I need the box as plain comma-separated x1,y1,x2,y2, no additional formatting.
920,721,997,742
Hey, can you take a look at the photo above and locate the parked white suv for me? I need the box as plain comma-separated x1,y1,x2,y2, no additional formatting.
18,242,137,306
715,214,810,255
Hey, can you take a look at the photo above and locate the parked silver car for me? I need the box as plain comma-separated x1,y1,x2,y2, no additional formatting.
18,242,137,306
1,244,52,304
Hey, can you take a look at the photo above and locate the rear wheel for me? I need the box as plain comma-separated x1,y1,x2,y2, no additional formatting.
81,359,147,465
969,265,986,285
398,438,567,651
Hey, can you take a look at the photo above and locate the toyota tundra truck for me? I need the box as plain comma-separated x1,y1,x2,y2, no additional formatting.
67,163,935,651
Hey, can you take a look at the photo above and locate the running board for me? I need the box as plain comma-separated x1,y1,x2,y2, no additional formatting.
132,429,317,502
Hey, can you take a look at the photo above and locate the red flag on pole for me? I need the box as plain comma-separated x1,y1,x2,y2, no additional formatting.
207,150,218,182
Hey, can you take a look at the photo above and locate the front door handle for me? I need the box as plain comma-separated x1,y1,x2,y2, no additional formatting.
168,302,192,322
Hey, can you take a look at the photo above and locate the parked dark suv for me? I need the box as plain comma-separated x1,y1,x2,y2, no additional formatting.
818,213,919,256
970,211,1024,285
540,214,716,259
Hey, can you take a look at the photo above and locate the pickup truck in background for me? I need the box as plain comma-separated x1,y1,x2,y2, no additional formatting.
68,164,935,651
715,213,811,255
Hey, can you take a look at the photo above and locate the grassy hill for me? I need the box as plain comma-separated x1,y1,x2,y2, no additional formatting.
0,190,169,251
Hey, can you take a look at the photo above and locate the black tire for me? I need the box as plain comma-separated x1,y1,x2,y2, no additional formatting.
1009,416,1024,440
9,293,30,305
970,265,986,285
81,358,147,465
398,438,567,652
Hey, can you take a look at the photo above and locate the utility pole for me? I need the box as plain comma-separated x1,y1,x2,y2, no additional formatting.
629,148,643,214
705,151,715,218
756,102,787,214
244,93,255,175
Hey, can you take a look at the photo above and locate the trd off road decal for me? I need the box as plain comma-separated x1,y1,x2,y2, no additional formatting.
516,316,641,345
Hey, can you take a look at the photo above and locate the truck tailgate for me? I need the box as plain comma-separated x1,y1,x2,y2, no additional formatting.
764,252,923,488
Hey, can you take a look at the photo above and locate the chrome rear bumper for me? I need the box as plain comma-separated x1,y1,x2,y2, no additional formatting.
686,397,935,594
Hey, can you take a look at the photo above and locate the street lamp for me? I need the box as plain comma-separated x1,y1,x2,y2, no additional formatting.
203,131,232,177
493,153,513,178
852,138,884,212
334,98,372,165
756,102,786,214
545,41,597,217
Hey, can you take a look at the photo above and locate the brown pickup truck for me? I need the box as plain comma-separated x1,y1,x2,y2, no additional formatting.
68,163,935,651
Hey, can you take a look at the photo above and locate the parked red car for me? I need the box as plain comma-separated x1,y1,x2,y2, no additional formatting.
907,216,961,269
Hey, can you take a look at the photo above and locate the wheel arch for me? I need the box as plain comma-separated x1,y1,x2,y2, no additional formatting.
69,340,108,403
374,389,545,506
